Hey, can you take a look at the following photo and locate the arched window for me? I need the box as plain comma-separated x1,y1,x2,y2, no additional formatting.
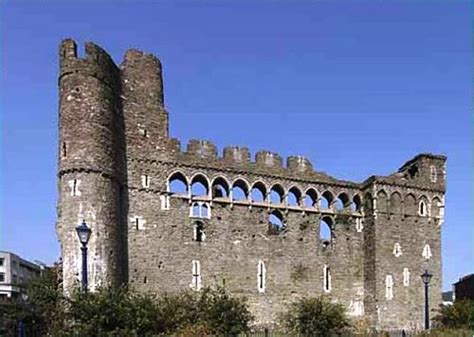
393,242,402,257
321,191,334,209
304,188,318,208
211,177,229,198
404,194,417,215
269,184,285,204
190,202,211,219
422,244,432,259
232,179,249,201
418,200,427,216
377,190,388,214
268,210,285,235
351,194,362,212
363,193,373,213
287,186,302,207
168,171,188,194
193,221,205,242
319,216,333,247
390,192,402,214
250,181,267,203
191,174,209,197
335,193,349,211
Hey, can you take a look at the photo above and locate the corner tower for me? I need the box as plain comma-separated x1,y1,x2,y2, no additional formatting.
56,39,127,292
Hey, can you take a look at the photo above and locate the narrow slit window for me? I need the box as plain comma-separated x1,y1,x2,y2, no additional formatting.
257,260,266,293
193,221,205,242
62,142,67,158
141,175,150,188
323,265,331,293
403,268,410,287
191,260,201,291
385,275,394,300
419,200,427,216
69,179,81,196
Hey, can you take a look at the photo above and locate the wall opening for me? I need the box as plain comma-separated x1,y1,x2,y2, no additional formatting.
190,202,210,219
335,193,349,211
211,177,229,198
232,179,249,201
287,187,302,207
257,260,266,293
251,182,266,202
268,210,285,235
430,165,437,182
269,184,285,204
385,274,394,300
319,216,333,247
168,172,188,194
304,189,318,208
351,194,361,212
323,265,331,293
193,221,205,242
321,191,334,209
191,174,209,197
191,260,201,291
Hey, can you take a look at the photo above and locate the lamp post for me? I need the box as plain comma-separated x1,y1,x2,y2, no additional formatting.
75,220,92,293
421,270,433,330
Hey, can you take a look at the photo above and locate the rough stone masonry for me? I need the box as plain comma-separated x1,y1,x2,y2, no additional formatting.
56,39,446,330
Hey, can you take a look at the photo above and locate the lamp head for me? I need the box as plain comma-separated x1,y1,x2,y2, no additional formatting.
421,270,433,285
75,220,92,245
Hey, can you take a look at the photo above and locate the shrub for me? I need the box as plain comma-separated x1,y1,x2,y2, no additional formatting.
279,296,350,337
432,299,473,330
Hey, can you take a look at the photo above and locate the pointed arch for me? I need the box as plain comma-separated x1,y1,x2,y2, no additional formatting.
351,194,362,212
190,173,210,197
321,191,334,209
250,181,267,203
168,171,189,194
418,195,429,217
335,192,350,211
390,192,402,214
287,186,302,207
304,188,319,208
211,176,230,198
404,193,417,215
432,196,442,218
269,184,285,204
363,193,373,213
377,190,388,214
232,178,250,201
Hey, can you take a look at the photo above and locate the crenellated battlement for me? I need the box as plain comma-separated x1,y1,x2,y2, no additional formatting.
57,39,446,331
59,39,121,90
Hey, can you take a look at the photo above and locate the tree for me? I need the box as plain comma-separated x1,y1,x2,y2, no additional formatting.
433,299,473,330
280,297,350,337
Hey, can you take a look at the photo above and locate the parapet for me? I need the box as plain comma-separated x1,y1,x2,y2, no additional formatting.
167,138,182,155
255,151,283,169
186,139,218,159
287,156,313,173
223,146,251,164
120,49,164,108
59,39,120,90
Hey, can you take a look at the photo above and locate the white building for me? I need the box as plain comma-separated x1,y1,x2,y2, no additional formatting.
0,251,43,298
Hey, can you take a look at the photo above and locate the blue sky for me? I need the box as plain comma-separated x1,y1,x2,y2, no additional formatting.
0,0,471,290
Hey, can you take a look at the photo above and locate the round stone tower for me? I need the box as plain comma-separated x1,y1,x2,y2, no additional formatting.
56,39,127,293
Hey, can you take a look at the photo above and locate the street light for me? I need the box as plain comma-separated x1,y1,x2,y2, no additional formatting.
421,270,433,330
75,220,92,293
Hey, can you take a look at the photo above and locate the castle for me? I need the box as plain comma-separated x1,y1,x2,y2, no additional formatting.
56,39,446,330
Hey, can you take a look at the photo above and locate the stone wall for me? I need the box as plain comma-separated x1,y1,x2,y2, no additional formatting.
57,39,446,330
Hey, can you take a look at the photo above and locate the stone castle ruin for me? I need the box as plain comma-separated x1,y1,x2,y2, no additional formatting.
56,39,446,330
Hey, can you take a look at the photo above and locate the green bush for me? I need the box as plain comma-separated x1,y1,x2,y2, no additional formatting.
279,296,350,337
432,299,473,330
